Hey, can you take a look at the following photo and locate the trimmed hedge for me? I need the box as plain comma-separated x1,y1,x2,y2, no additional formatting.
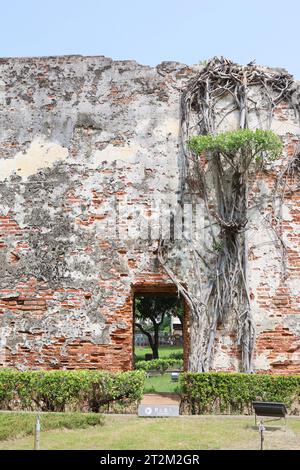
135,358,183,373
0,369,146,412
135,351,183,363
168,352,184,360
180,372,300,414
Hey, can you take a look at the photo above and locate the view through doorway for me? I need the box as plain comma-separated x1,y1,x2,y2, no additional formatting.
133,285,189,393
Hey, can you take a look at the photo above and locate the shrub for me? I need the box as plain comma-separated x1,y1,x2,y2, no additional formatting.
187,129,283,162
134,350,184,363
180,372,300,414
169,351,184,360
0,369,146,412
135,358,183,373
86,370,146,412
0,368,17,408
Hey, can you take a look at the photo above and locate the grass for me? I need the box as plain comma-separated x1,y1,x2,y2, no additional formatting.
0,414,299,450
135,345,183,392
135,346,183,361
0,412,104,442
144,373,179,393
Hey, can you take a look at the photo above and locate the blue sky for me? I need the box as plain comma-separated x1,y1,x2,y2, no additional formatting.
1,0,299,78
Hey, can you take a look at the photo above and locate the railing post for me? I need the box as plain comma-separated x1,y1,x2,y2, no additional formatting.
34,413,41,450
258,420,265,451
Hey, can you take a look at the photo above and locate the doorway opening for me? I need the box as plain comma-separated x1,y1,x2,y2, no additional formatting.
132,284,189,371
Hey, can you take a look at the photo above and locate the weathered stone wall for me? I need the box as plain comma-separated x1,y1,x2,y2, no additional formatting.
196,83,300,374
0,55,299,373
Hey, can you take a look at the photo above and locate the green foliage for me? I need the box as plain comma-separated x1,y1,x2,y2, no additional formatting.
135,295,181,326
212,239,224,252
0,412,104,442
144,374,180,394
85,370,146,412
187,129,283,163
135,358,183,373
0,369,146,412
135,295,183,358
134,346,183,362
168,351,184,360
2,414,300,450
180,372,300,414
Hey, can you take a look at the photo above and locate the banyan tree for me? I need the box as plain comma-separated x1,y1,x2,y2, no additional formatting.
158,57,300,372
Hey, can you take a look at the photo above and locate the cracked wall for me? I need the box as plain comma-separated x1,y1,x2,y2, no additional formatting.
0,55,299,373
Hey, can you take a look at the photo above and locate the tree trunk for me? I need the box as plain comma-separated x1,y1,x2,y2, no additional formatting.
152,325,160,359
135,323,156,357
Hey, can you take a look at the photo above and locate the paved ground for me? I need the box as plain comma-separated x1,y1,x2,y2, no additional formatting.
141,393,181,405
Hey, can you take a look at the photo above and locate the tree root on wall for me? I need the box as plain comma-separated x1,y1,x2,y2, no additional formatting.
159,57,299,372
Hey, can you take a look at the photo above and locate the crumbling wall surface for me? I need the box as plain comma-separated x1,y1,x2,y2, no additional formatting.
0,55,195,369
197,89,300,374
0,55,299,373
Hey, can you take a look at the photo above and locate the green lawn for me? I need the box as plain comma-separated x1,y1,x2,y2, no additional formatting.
136,345,183,392
0,412,103,442
135,346,183,361
144,373,179,393
0,414,299,450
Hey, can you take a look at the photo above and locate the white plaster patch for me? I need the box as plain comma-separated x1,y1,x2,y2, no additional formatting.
283,315,300,336
135,117,180,139
0,325,11,365
244,104,300,135
272,354,287,364
252,307,276,332
286,278,300,296
255,353,270,370
213,350,232,369
214,94,239,132
282,204,293,221
271,119,300,136
290,351,300,363
0,79,5,105
92,143,139,165
159,118,180,136
0,138,69,181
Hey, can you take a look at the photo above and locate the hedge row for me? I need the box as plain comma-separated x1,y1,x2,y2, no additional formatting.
135,358,183,373
2,369,299,415
0,369,146,412
180,373,300,414
135,351,183,363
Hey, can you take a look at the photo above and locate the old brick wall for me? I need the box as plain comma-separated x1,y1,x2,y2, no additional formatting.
0,55,299,373
210,102,300,374
0,56,195,370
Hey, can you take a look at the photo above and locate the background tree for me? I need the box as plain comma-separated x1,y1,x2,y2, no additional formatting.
135,295,181,358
